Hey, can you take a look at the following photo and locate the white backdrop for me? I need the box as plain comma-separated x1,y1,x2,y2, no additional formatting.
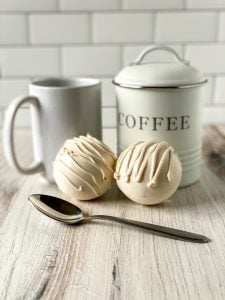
0,0,225,128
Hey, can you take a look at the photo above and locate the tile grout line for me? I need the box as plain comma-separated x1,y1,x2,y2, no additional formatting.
88,12,93,44
119,0,123,10
55,0,60,11
1,9,225,14
119,45,123,68
58,46,63,76
210,75,216,104
26,13,31,45
0,108,3,127
183,0,188,10
181,43,185,58
3,41,225,48
151,12,156,43
215,11,221,42
183,43,187,59
2,72,225,79
3,104,225,109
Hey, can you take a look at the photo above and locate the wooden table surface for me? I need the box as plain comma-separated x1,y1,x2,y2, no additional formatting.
0,127,225,300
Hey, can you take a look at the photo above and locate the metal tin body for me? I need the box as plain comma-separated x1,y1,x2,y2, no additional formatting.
113,46,206,187
115,84,204,187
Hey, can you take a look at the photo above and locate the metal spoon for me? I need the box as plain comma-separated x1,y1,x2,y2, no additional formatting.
28,194,210,243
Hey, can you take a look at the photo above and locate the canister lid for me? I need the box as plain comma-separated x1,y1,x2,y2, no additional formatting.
113,46,206,88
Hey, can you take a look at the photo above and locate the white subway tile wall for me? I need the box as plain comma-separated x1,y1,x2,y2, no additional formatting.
187,0,225,9
0,47,60,76
0,0,225,128
185,45,225,74
219,12,225,41
60,0,120,11
30,14,89,44
203,76,214,104
215,76,225,103
123,0,183,10
101,78,116,107
0,0,57,11
155,12,217,42
0,79,29,106
93,13,153,43
0,15,27,44
2,107,31,127
62,46,120,76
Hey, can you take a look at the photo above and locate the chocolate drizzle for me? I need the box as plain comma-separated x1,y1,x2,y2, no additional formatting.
54,135,116,196
114,141,176,188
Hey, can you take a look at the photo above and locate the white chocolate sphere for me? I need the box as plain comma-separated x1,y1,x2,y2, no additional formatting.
114,141,182,205
53,135,116,200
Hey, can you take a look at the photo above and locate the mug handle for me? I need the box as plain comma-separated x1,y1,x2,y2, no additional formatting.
3,95,45,175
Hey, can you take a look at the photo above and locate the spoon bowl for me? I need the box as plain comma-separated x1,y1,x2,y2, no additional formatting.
28,194,210,243
29,194,83,224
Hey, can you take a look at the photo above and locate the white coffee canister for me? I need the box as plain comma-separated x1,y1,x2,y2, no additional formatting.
113,46,207,187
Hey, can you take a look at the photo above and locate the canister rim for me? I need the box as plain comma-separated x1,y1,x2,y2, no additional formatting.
112,79,207,89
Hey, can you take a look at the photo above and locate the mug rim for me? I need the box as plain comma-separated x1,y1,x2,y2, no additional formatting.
30,77,101,89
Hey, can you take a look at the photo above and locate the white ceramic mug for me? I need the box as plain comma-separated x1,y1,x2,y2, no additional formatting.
3,77,102,182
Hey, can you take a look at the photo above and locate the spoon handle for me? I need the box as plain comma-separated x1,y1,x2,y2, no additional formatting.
88,215,210,243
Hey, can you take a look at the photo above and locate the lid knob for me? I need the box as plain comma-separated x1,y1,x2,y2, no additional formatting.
129,46,190,66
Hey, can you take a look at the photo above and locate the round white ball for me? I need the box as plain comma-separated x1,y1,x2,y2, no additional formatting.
114,140,182,205
53,135,116,200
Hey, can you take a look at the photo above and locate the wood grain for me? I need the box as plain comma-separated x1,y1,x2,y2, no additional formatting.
0,127,225,300
203,124,225,177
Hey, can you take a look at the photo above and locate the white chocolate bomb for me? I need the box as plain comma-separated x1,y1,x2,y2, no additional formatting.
114,141,182,205
53,135,116,200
